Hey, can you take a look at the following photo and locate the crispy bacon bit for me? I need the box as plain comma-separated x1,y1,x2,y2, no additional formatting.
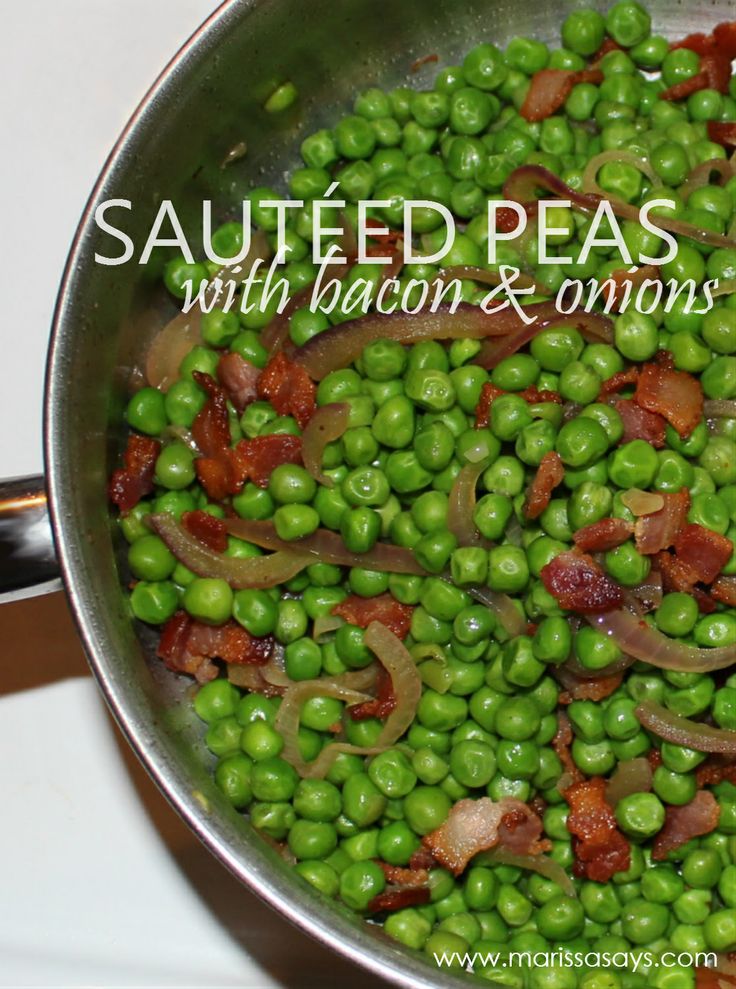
108,434,160,514
422,798,548,876
711,575,736,607
518,384,562,405
474,381,505,428
647,748,663,772
702,52,733,94
696,757,736,788
234,433,302,489
599,366,639,398
652,791,720,860
524,451,564,520
713,20,736,58
497,805,552,857
553,713,584,786
157,611,273,683
409,846,437,870
541,550,625,613
591,37,622,63
634,488,690,556
367,887,431,913
495,206,525,233
564,777,631,882
695,967,736,989
348,664,396,722
410,52,439,72
657,550,718,613
573,518,633,553
181,510,228,552
559,673,624,705
520,67,604,122
673,524,734,586
660,71,709,102
606,265,661,311
332,593,414,639
191,372,243,501
217,352,260,412
635,357,704,439
257,352,316,428
671,32,717,56
708,121,736,148
615,399,667,448
377,862,429,887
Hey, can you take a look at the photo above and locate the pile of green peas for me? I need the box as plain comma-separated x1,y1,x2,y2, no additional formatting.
115,3,736,985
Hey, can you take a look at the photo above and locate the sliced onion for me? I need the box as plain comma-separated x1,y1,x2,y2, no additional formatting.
625,570,663,615
605,757,653,806
312,614,344,641
365,620,422,747
582,150,659,199
504,164,736,251
260,644,293,688
223,518,428,575
301,403,350,487
276,680,380,778
636,700,736,755
149,513,309,588
474,309,613,369
704,400,736,418
621,488,664,516
588,608,736,673
680,158,736,202
227,664,271,691
481,847,576,898
561,652,635,682
292,301,612,381
712,279,736,298
437,264,543,294
467,584,526,637
146,230,269,388
447,461,489,547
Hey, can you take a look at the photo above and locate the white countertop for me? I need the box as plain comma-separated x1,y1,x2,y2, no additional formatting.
0,4,386,986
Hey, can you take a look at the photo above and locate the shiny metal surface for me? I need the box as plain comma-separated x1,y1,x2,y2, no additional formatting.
0,476,60,604
43,1,727,985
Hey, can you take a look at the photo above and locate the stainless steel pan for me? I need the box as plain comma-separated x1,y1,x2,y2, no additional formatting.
2,0,726,984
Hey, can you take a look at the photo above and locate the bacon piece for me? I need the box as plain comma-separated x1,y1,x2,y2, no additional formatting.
711,575,736,607
635,356,703,439
474,381,505,428
615,399,667,448
564,777,631,882
108,434,161,514
332,593,414,640
607,265,661,312
657,550,718,613
558,672,624,705
497,805,552,857
591,37,622,63
520,67,604,122
422,798,547,876
495,206,525,234
217,352,260,413
634,488,690,556
409,846,437,870
695,968,736,989
524,451,564,520
671,32,717,56
157,611,273,683
713,21,736,58
573,518,633,553
647,748,663,772
660,71,709,102
367,887,431,913
377,862,430,887
541,550,625,613
708,121,736,148
652,791,720,861
410,52,439,72
348,665,396,722
257,352,316,428
233,433,302,489
181,510,228,552
702,52,732,94
599,366,639,398
696,757,736,788
553,713,584,786
191,372,243,501
674,524,733,586
518,384,562,405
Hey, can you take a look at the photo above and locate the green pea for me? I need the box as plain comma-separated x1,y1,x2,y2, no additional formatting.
615,792,666,839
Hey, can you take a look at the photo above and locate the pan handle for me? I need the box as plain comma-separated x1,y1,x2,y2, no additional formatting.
0,476,62,605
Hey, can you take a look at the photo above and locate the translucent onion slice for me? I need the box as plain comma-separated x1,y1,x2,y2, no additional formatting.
301,403,350,487
704,400,736,417
636,700,736,755
364,620,422,748
467,584,526,637
145,230,269,388
437,264,544,295
312,614,345,642
605,757,653,806
588,608,736,673
712,279,736,298
223,518,428,575
474,309,613,370
149,513,309,588
582,150,659,199
292,301,612,381
621,488,664,516
504,164,736,250
480,846,576,898
680,158,736,202
447,461,489,547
